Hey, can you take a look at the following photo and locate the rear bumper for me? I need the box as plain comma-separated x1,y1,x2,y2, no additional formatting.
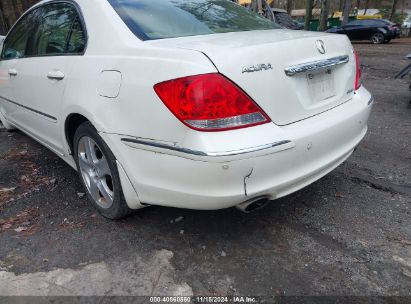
387,31,400,39
102,87,373,210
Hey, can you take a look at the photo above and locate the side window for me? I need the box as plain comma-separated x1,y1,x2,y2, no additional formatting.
364,20,376,26
347,20,361,26
2,8,42,60
372,20,386,26
27,3,85,56
365,20,381,26
67,17,86,54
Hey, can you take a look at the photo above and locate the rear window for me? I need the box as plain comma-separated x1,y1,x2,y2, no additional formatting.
107,0,280,40
347,20,363,26
381,19,395,25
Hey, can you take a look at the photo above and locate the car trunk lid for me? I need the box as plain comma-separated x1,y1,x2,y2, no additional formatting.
148,30,356,126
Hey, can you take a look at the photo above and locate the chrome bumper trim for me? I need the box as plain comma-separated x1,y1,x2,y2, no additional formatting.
284,55,350,76
121,138,293,158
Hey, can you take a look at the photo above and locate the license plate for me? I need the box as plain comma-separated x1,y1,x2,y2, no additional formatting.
307,70,336,102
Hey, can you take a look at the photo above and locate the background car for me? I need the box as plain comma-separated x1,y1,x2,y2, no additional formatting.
272,8,304,30
326,19,399,44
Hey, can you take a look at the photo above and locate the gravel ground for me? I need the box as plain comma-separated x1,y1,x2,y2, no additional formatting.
0,38,410,299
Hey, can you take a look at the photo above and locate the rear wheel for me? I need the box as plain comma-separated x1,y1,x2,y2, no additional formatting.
73,122,132,219
371,32,385,44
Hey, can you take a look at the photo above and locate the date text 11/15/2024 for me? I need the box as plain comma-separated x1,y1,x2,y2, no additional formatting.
149,296,259,303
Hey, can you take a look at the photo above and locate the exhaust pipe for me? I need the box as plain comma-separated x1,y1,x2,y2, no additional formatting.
236,196,270,213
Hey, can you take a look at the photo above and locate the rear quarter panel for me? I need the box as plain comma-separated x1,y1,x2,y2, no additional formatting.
62,47,217,144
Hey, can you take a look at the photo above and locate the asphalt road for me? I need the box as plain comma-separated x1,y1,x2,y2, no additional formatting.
0,39,410,299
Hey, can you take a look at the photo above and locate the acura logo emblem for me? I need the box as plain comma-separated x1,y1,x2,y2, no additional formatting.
316,40,326,54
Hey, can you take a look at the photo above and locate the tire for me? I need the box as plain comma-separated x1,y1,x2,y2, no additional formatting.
371,32,385,44
73,122,132,219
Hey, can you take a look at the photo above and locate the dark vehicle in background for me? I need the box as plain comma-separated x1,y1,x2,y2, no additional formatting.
326,19,400,44
380,19,401,38
272,8,304,30
395,53,411,91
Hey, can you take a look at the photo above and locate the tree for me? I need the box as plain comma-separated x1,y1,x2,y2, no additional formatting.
249,0,276,22
0,0,40,35
286,0,293,14
339,0,344,12
389,0,399,21
355,0,361,11
342,0,352,26
304,0,314,30
318,0,330,31
0,7,7,35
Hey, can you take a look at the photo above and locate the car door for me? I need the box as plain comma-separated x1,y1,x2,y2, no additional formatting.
359,20,376,40
342,21,362,40
12,2,86,154
0,7,42,124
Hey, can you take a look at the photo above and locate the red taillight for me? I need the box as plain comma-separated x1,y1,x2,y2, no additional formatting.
354,51,362,91
154,73,270,131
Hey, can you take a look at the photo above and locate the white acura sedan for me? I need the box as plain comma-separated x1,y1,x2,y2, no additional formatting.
0,0,373,219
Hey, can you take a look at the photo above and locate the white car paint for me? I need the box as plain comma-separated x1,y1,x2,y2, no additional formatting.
0,0,373,212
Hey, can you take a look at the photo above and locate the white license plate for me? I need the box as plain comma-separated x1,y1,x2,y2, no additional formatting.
307,70,336,102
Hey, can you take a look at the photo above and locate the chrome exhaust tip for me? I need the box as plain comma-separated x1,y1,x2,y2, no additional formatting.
236,197,270,213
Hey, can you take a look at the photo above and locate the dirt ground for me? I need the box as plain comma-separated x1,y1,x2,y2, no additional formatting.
0,38,410,300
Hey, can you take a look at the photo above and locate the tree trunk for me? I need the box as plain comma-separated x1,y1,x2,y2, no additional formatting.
0,7,7,35
286,0,293,14
389,0,399,21
342,0,351,26
304,0,314,30
0,0,40,35
356,0,361,11
339,0,344,12
318,0,330,31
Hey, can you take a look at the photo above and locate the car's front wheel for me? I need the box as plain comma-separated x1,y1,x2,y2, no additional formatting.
73,122,132,219
371,32,385,44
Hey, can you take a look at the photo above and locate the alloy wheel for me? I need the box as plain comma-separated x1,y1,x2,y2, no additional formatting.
371,33,384,44
77,136,114,209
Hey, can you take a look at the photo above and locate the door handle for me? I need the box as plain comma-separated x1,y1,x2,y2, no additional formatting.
8,69,17,76
47,70,65,80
